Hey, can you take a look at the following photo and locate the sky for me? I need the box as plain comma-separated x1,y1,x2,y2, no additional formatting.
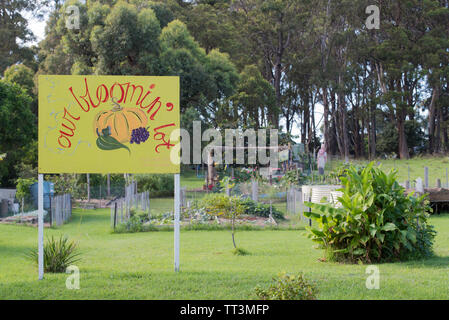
27,11,322,145
26,11,46,44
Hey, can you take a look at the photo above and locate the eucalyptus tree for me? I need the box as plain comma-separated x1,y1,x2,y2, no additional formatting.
0,0,41,74
231,0,312,128
230,65,275,129
38,0,239,119
365,0,447,159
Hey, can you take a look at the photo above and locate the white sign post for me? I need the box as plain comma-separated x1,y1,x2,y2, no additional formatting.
38,174,44,280
174,174,180,272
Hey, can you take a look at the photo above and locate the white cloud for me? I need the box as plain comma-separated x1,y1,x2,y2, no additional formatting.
23,11,47,46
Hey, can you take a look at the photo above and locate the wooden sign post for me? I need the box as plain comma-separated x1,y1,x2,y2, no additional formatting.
174,174,180,272
38,174,44,280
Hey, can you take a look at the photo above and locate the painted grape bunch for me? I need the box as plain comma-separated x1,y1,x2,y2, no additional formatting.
130,127,150,144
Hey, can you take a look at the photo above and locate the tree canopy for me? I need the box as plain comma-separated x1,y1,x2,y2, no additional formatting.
1,0,449,186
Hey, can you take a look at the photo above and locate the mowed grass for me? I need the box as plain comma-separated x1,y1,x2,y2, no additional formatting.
330,156,449,187
1,208,449,299
181,169,205,190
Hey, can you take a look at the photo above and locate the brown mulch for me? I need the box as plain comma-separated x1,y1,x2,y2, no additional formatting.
0,215,51,227
76,198,112,208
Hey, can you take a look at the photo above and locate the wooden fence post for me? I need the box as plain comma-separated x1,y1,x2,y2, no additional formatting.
110,203,114,227
113,202,117,230
87,173,90,202
424,167,429,188
120,200,123,222
148,193,151,222
50,195,53,227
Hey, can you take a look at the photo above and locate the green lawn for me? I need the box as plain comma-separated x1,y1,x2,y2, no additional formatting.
1,207,449,299
180,156,449,190
330,156,449,188
181,169,205,190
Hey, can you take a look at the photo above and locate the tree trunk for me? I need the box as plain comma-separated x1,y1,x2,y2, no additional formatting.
369,101,377,159
428,87,438,153
322,87,330,152
87,173,90,202
337,75,350,162
437,105,444,153
231,216,236,249
332,92,344,158
272,58,282,129
397,116,409,159
341,98,350,162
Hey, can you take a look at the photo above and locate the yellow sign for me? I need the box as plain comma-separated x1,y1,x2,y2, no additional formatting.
38,75,180,174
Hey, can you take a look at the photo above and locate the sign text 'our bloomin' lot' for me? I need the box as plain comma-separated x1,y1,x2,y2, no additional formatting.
39,76,180,174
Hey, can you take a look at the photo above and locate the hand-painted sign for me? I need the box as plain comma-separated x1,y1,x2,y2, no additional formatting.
38,76,180,173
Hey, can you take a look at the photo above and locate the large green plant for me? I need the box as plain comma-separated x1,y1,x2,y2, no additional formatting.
304,163,436,263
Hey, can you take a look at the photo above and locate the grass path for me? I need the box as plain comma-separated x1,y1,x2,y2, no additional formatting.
1,208,449,299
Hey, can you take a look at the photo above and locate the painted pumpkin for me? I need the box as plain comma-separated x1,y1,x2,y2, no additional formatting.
94,100,148,143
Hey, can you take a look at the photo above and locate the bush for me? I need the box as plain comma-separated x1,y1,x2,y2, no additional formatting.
48,174,86,199
15,177,36,202
135,174,174,197
305,163,436,263
27,236,81,273
189,194,285,220
114,216,146,233
240,198,284,220
254,273,318,300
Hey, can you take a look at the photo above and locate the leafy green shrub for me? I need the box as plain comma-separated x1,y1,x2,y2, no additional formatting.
47,174,86,199
115,215,145,233
114,209,156,233
114,221,159,233
232,168,255,183
305,163,436,263
201,194,246,248
254,273,318,300
15,177,36,200
135,174,174,197
15,177,36,211
240,198,284,220
189,194,284,220
27,236,81,273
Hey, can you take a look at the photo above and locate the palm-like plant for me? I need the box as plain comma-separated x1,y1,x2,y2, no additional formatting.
27,235,82,273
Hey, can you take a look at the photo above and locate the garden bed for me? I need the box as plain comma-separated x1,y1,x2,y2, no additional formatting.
0,214,51,227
